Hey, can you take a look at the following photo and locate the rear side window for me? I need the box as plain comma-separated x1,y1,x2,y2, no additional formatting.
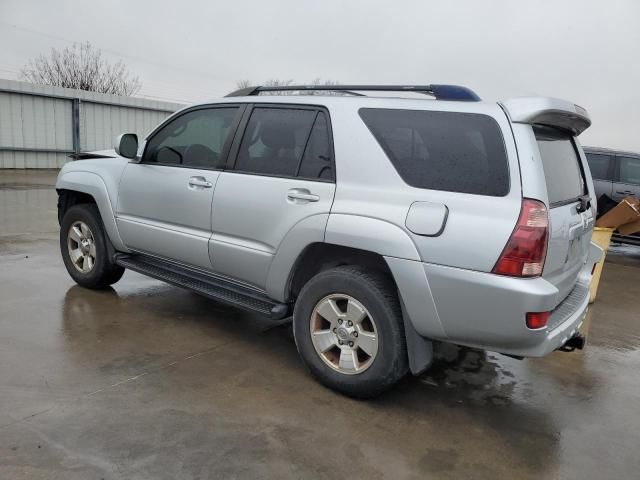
618,156,640,185
235,107,317,177
585,153,613,180
297,112,334,181
534,126,586,205
359,108,509,196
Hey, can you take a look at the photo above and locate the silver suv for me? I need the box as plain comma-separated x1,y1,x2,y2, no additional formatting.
56,85,601,397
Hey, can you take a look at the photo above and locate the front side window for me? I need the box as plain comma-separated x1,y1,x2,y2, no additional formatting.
359,108,509,196
585,153,613,180
235,107,317,177
143,107,239,168
618,156,640,185
535,126,586,205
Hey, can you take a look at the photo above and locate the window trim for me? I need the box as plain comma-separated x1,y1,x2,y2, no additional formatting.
139,103,246,171
358,107,511,197
614,154,640,186
226,103,336,183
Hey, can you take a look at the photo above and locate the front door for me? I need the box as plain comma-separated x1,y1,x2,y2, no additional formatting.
116,105,242,270
209,105,336,289
612,155,640,202
584,151,614,199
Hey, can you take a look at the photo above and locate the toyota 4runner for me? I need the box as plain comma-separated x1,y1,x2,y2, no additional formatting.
56,84,602,397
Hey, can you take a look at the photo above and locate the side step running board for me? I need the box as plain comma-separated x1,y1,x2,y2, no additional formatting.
114,254,290,319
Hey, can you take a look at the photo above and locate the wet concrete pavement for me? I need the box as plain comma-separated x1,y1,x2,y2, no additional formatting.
1,170,639,479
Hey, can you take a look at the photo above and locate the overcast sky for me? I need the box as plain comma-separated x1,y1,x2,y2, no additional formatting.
0,0,638,150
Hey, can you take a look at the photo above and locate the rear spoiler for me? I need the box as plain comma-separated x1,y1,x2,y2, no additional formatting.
499,97,591,136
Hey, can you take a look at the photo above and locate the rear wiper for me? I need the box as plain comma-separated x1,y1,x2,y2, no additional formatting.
576,194,591,214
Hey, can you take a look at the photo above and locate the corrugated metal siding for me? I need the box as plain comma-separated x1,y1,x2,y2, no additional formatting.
0,92,72,155
0,151,68,169
81,103,169,152
0,79,184,169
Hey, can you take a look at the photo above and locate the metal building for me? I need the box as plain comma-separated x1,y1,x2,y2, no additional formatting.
0,79,184,168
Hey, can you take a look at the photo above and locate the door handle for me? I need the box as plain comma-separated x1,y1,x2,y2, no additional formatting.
188,176,213,188
287,188,319,203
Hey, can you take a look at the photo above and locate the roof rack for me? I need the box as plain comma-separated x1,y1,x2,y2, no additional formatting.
225,84,481,102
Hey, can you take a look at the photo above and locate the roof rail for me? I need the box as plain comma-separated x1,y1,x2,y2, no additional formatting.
225,84,481,102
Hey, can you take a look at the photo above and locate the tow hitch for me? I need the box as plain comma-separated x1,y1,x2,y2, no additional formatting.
558,333,586,352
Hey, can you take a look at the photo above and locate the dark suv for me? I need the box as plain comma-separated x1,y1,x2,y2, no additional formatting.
584,146,640,245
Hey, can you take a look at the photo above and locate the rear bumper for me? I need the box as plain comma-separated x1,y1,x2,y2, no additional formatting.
510,281,588,356
385,256,592,358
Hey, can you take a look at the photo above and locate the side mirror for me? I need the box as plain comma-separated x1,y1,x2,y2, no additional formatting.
115,133,138,159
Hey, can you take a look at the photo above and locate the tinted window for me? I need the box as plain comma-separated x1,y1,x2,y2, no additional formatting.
535,126,585,204
297,112,333,180
143,107,239,168
359,109,509,196
618,156,640,185
235,108,316,177
585,153,613,180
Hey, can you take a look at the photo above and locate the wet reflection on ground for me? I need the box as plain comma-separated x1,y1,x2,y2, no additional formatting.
2,170,639,479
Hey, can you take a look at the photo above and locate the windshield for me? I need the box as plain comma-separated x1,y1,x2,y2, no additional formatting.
535,126,586,205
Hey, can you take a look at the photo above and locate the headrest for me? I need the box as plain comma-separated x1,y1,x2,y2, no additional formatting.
260,122,295,149
183,143,216,167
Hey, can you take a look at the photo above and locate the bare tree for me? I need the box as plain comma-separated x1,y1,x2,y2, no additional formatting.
263,78,294,95
235,78,342,95
235,79,251,89
234,78,293,95
308,78,343,95
21,42,141,96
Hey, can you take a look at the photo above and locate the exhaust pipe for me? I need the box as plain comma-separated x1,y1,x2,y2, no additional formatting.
558,333,586,352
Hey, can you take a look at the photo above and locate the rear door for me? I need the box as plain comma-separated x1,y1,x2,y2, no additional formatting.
535,127,594,299
209,104,336,290
612,155,640,202
585,151,614,198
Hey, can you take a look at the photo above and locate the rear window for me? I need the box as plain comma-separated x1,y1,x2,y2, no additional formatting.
359,108,509,196
534,126,586,205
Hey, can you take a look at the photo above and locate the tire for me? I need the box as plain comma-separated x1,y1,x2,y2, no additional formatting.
60,203,125,289
293,266,408,398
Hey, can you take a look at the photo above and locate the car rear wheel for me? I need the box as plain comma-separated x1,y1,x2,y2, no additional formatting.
293,266,408,398
60,204,124,289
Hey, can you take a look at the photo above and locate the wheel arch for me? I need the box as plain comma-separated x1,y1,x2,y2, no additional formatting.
266,213,421,303
286,243,438,376
57,189,96,223
56,171,128,252
286,243,396,302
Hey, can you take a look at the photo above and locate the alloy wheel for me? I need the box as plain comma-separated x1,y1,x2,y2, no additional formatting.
67,221,96,273
309,294,379,375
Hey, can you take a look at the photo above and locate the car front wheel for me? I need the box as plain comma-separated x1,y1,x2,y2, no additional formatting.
60,203,125,289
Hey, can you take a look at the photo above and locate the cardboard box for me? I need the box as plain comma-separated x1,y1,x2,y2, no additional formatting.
617,218,640,236
595,196,640,229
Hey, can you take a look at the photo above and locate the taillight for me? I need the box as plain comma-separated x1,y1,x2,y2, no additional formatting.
526,311,550,329
492,199,549,277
